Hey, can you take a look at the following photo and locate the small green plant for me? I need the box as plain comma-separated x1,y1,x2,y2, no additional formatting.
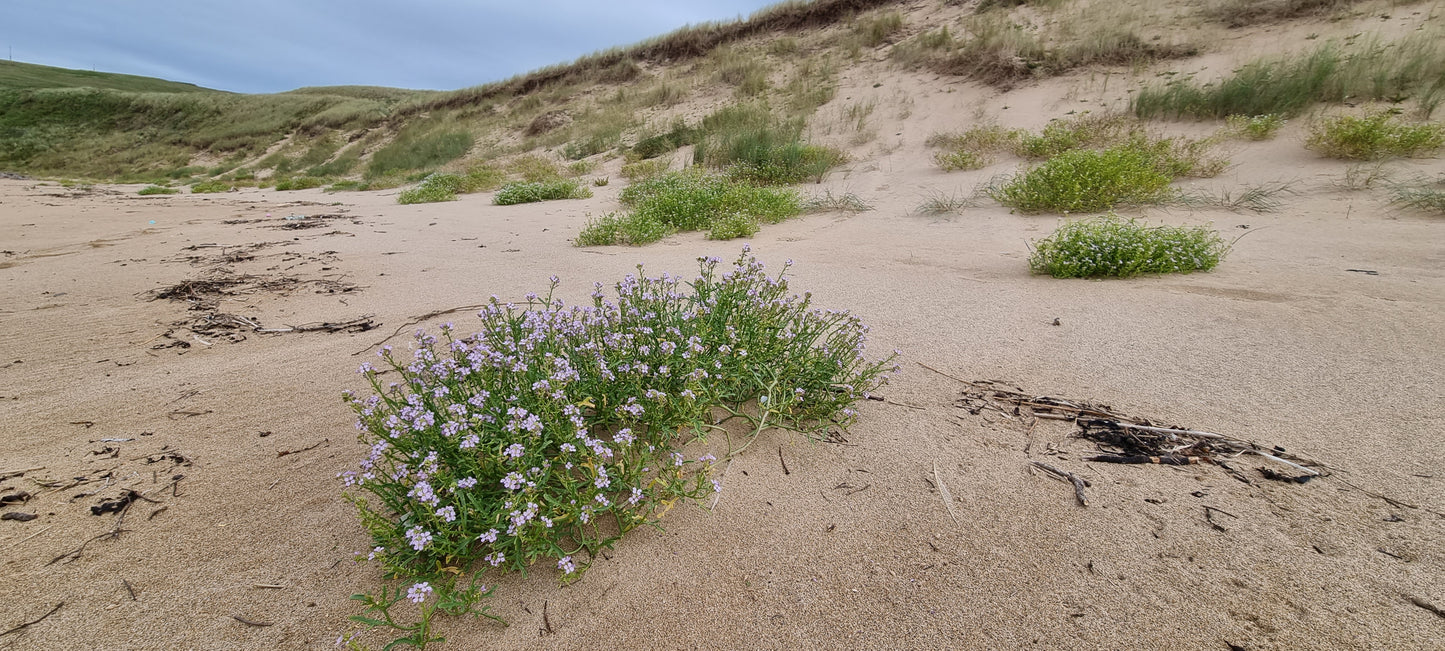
493,179,592,205
327,180,366,192
855,11,904,47
398,173,464,204
1306,111,1445,160
342,249,896,647
1017,114,1136,159
803,190,872,213
707,211,761,240
137,185,178,195
694,104,844,185
1029,214,1228,278
567,160,596,177
274,176,327,191
461,164,506,193
1391,176,1445,215
1179,182,1295,213
506,155,562,183
592,177,610,187
622,159,670,180
1225,114,1286,140
991,147,1176,213
577,170,801,245
190,179,232,193
935,150,989,171
915,189,982,215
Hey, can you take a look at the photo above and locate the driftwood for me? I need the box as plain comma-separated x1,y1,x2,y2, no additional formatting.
0,602,63,638
951,377,1325,480
1031,461,1089,507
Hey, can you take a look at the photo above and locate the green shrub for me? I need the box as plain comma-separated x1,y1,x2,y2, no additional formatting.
621,158,670,180
1017,114,1136,159
578,171,801,245
326,180,365,192
274,176,326,191
137,185,178,195
935,150,989,171
694,104,843,185
633,123,700,159
493,179,592,205
368,128,474,177
507,155,562,182
343,250,895,646
707,212,761,240
991,146,1175,213
1305,112,1445,160
1029,214,1227,278
190,179,232,193
397,173,464,204
1225,114,1286,140
461,164,506,193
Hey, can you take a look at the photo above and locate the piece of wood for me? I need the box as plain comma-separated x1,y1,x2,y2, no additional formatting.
1031,461,1089,507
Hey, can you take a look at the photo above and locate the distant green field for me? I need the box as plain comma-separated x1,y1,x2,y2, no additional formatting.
0,59,215,93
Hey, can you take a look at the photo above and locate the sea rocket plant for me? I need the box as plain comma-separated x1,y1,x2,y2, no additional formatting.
341,248,895,647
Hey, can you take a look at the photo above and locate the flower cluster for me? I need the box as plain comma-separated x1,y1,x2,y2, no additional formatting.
344,248,894,620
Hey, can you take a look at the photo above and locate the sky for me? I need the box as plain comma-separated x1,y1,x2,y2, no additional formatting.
3,1,783,93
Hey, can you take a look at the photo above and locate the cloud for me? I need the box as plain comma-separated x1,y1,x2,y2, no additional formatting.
2,0,777,92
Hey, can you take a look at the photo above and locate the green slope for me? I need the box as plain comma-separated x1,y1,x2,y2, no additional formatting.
0,59,216,93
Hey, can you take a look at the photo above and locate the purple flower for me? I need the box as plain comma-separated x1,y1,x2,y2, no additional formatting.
435,506,456,522
405,526,432,551
457,477,477,489
558,556,576,575
504,443,525,459
502,472,524,490
407,582,433,604
478,528,498,543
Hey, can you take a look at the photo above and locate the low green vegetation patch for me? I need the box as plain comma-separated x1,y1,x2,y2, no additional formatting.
991,145,1175,214
1305,111,1445,160
493,179,591,205
368,127,474,177
1029,214,1228,278
694,104,843,185
1226,114,1286,141
273,176,326,191
577,170,800,246
190,179,232,193
1392,176,1445,215
1132,28,1445,119
343,250,895,647
137,185,178,195
398,173,464,204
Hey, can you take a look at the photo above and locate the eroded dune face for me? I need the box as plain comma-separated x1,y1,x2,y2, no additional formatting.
2,1,1443,649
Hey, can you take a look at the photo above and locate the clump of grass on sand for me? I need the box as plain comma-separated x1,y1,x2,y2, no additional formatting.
493,179,591,205
694,104,844,185
1132,28,1445,118
991,133,1223,213
1225,114,1286,140
1392,176,1445,215
190,179,231,193
576,170,800,245
621,158,671,180
137,185,178,195
1305,111,1445,160
398,172,464,204
1029,214,1228,278
273,176,326,191
929,124,1022,171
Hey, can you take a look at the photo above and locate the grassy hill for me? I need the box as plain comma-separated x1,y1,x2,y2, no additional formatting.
0,0,1440,187
0,59,215,93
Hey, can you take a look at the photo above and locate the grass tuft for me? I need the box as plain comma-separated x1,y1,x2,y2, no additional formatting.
273,176,327,191
368,127,473,177
694,104,843,185
1305,111,1445,160
1391,176,1445,215
1029,214,1228,278
190,179,232,193
398,173,463,204
803,190,872,213
137,185,178,195
493,179,592,205
1225,114,1286,141
578,170,800,245
991,147,1175,214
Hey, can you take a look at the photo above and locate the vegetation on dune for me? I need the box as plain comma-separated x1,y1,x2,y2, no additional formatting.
1305,111,1445,160
0,59,213,93
493,179,591,205
693,103,844,185
576,170,801,246
1391,176,1445,215
1132,28,1445,119
1029,214,1228,278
